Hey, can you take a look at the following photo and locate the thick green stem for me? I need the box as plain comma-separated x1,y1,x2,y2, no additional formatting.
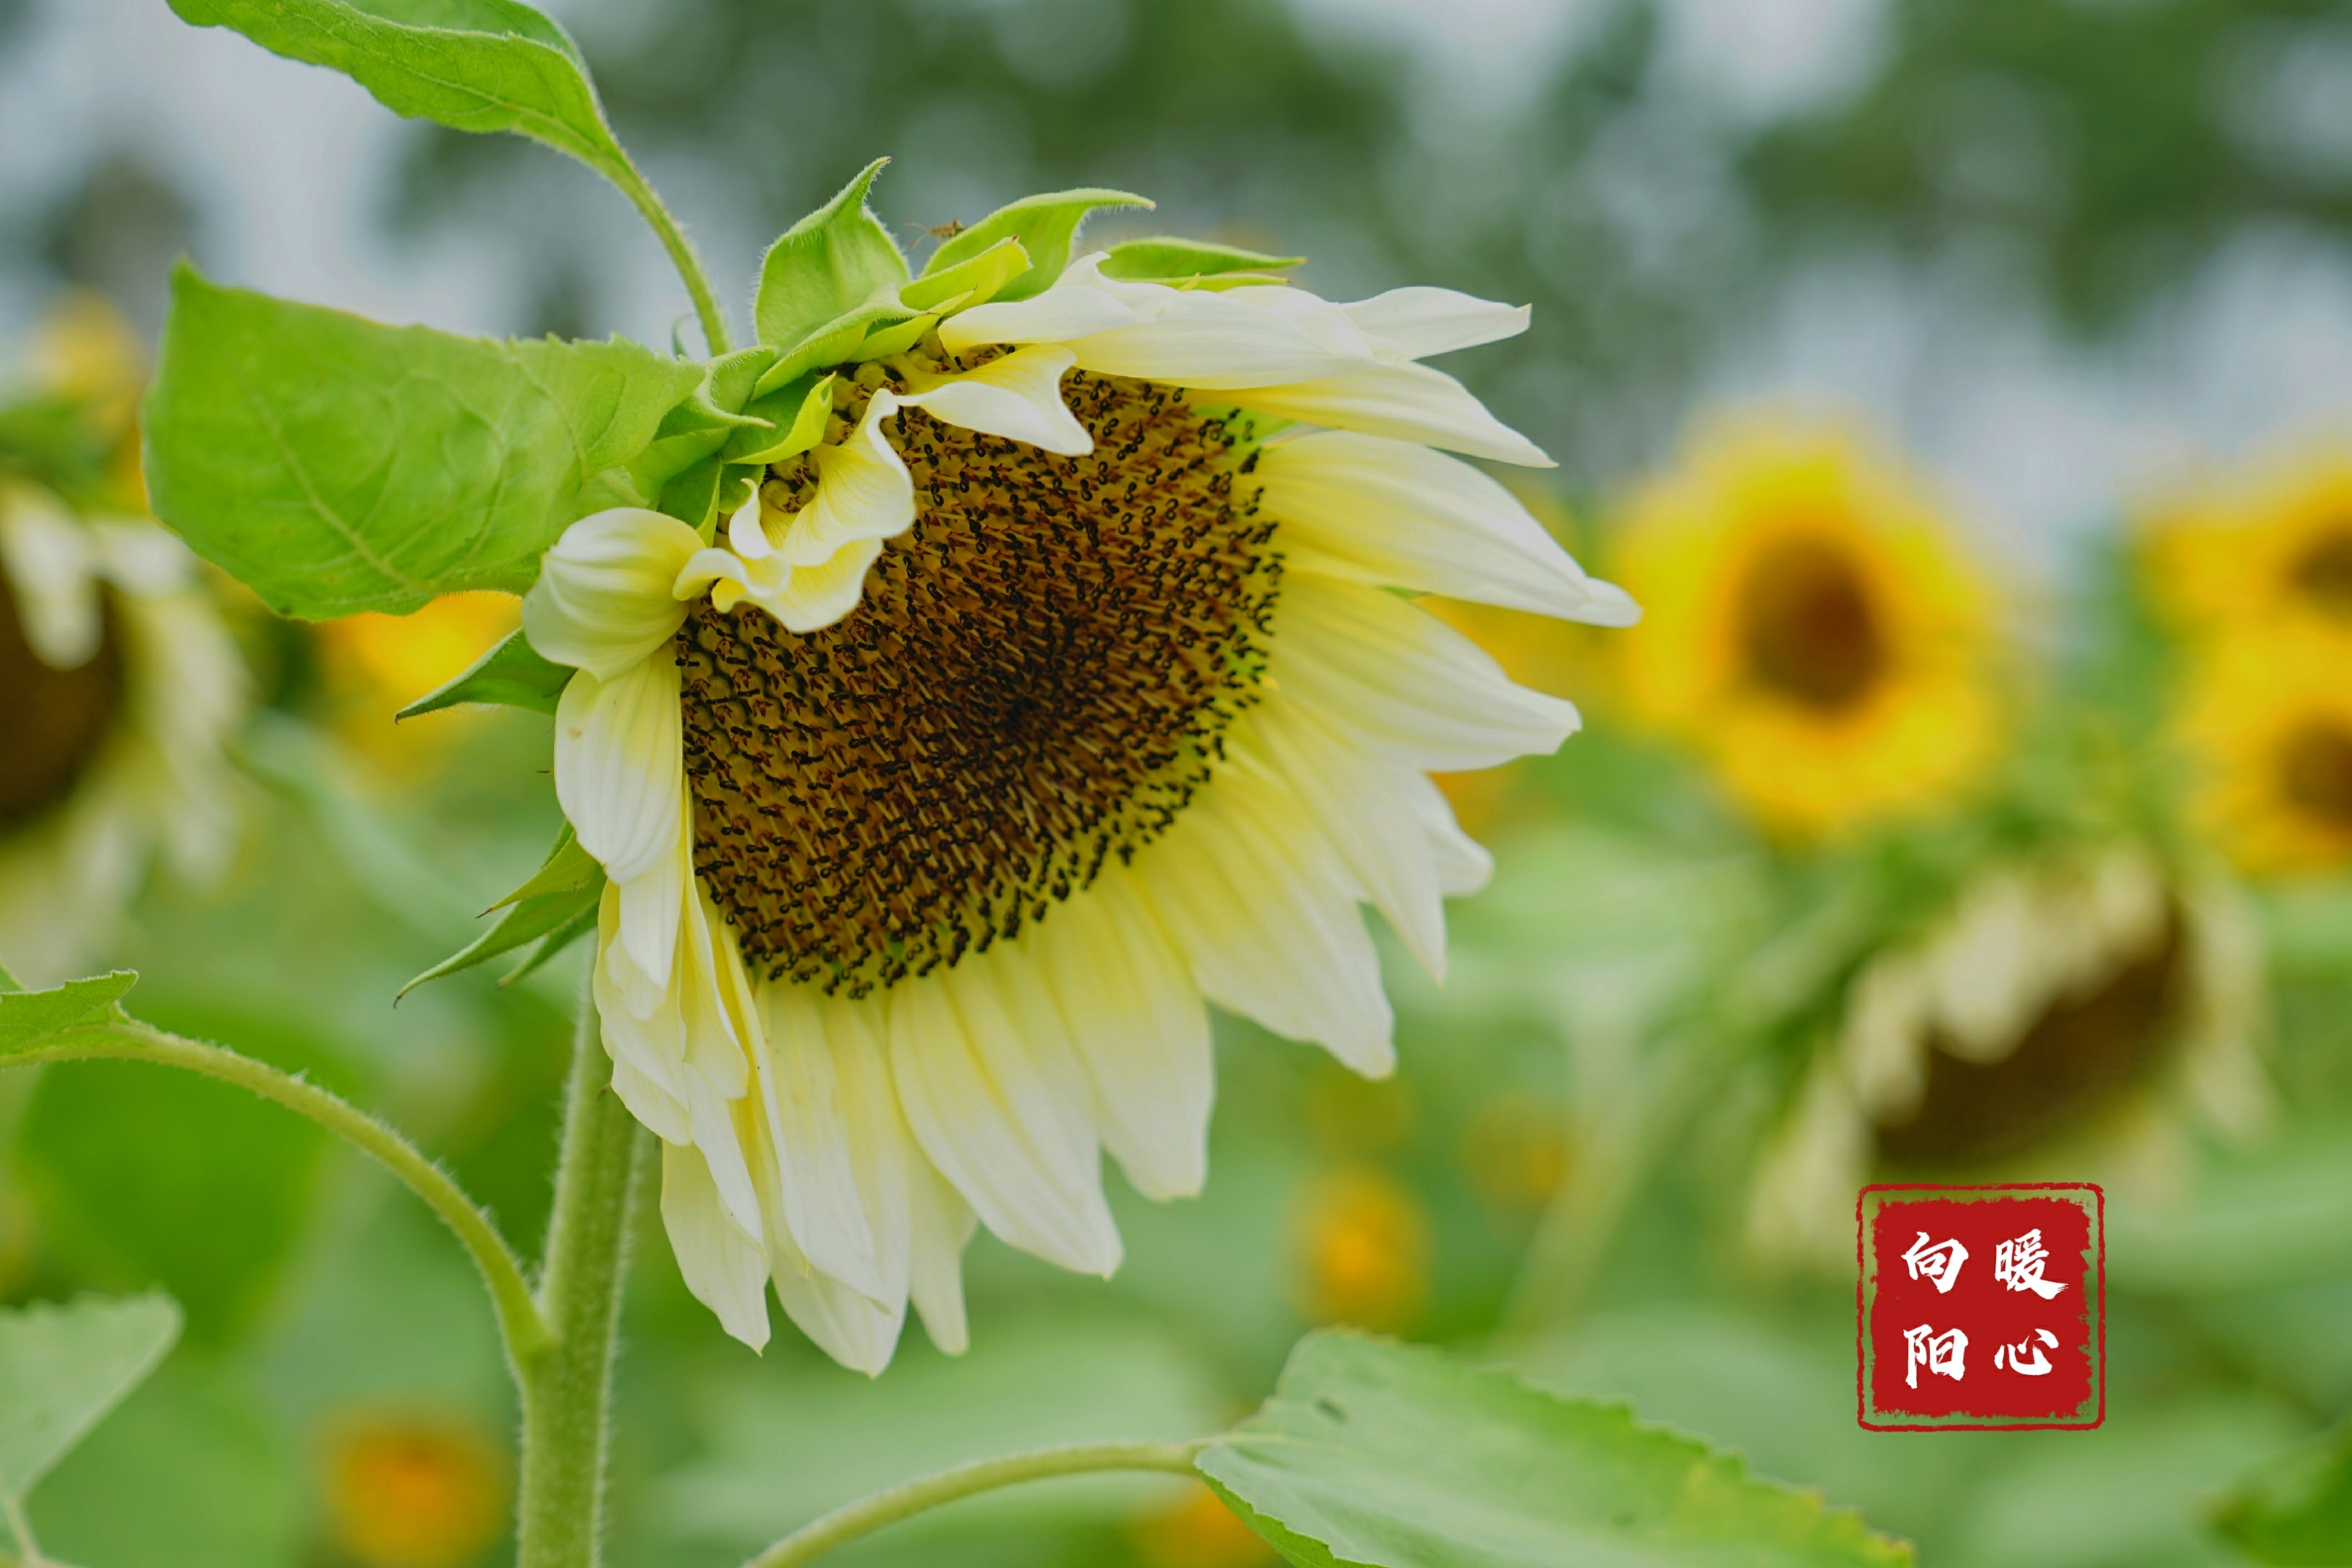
514,1000,648,1568
23,1018,547,1364
740,1440,1209,1568
610,160,732,356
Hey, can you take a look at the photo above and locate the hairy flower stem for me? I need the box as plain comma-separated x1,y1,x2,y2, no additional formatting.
740,1441,1210,1568
609,160,731,356
515,995,649,1568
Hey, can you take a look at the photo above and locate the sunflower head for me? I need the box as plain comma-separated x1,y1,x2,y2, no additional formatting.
1614,413,1998,838
2143,443,2352,637
2178,623,2352,873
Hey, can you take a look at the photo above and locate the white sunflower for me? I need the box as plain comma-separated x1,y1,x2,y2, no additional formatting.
0,478,245,985
521,248,1637,1371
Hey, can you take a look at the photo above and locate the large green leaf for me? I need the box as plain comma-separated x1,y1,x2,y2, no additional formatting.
0,1293,181,1495
165,0,636,196
923,187,1152,301
145,264,704,618
754,160,911,353
1196,1332,1911,1568
0,971,137,1054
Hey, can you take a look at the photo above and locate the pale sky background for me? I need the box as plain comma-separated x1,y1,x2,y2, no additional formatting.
4,0,2352,584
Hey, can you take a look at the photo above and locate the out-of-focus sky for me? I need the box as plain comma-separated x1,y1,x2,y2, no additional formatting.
6,0,2352,577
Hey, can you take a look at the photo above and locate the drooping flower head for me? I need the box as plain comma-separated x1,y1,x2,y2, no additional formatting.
1614,412,1998,839
0,295,245,986
518,170,1637,1369
1746,844,2270,1266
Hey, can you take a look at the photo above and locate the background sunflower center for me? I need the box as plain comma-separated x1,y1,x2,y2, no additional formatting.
0,568,123,829
2278,719,2352,833
2288,526,2352,617
1734,533,1887,710
1874,912,2181,1167
676,371,1277,996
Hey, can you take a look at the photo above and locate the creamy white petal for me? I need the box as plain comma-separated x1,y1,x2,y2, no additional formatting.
684,1066,765,1245
1400,769,1493,897
1274,574,1581,772
939,274,1156,354
86,518,196,595
762,537,885,635
757,981,893,1304
1140,764,1395,1077
1035,867,1213,1201
1335,287,1530,360
0,482,101,668
1226,362,1553,467
906,1159,977,1355
679,887,751,1100
613,814,688,997
887,962,1122,1275
899,346,1092,456
591,883,692,1135
1057,288,1378,391
661,1138,772,1351
522,508,703,679
769,1228,906,1376
1256,430,1637,624
778,399,915,567
1246,701,1452,981
554,654,685,888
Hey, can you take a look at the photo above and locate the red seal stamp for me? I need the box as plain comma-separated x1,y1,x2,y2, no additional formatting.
1857,1183,2104,1431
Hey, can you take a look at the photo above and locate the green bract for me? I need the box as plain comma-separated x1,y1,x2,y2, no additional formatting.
145,266,704,618
402,824,605,995
0,968,139,1051
1197,1333,1913,1568
924,188,1153,299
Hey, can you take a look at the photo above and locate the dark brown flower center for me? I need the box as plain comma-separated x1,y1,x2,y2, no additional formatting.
0,557,123,830
2279,718,2352,833
1736,533,1887,710
1874,912,2181,1167
677,370,1278,996
2288,526,2352,617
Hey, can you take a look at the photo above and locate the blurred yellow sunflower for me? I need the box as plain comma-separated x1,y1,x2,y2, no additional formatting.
2177,624,2352,874
0,298,245,985
321,1406,508,1568
1614,412,1999,837
1746,843,2270,1265
2142,440,2352,639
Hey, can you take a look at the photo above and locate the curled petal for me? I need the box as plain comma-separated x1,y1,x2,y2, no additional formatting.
524,508,704,679
1332,285,1531,360
779,399,916,567
899,346,1092,457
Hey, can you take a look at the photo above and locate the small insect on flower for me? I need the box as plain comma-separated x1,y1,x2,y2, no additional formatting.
1614,411,1999,838
520,167,1637,1371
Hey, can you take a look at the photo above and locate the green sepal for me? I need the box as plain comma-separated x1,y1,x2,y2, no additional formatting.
0,971,139,1055
659,452,729,531
400,825,606,997
165,0,639,213
900,237,1030,313
752,297,921,398
712,463,760,525
846,313,937,363
146,264,704,618
1099,237,1305,283
754,159,910,353
725,374,834,466
395,626,571,720
923,188,1153,301
498,897,600,987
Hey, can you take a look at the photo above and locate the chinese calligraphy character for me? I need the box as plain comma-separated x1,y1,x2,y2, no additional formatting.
1995,1328,2061,1376
1903,1231,1969,1293
1993,1229,2067,1299
1904,1324,1969,1387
